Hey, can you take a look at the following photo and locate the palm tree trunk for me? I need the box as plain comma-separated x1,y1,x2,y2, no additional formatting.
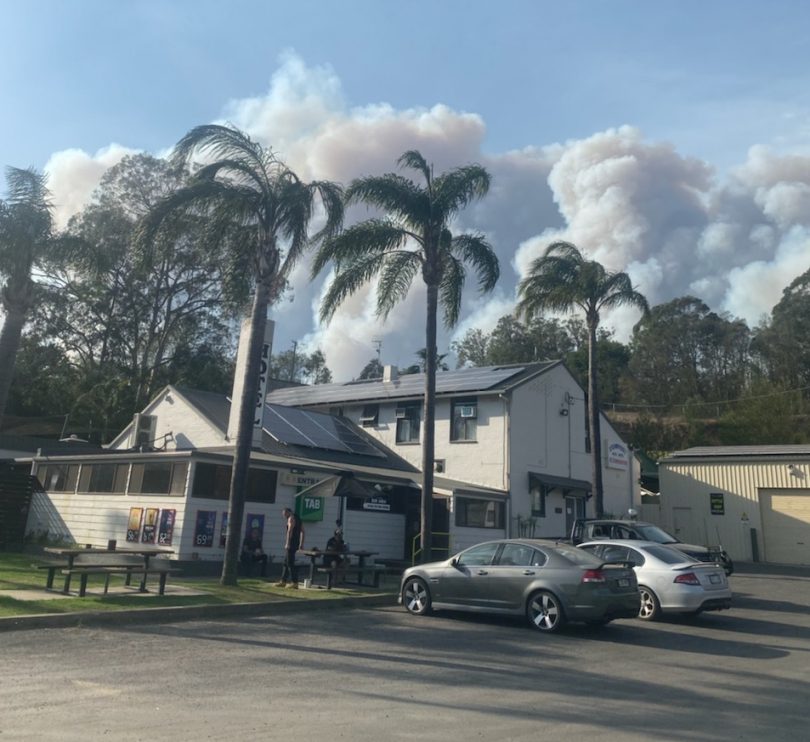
587,320,604,517
0,303,27,428
420,282,438,563
221,282,269,585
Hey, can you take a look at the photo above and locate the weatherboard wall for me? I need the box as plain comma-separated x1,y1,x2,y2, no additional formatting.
659,457,810,564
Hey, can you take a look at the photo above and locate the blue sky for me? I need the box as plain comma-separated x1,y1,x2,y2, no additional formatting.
3,1,810,378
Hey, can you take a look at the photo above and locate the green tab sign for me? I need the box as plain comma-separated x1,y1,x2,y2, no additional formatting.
296,495,325,522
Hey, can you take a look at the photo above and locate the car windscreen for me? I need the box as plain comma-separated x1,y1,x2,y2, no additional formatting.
641,544,695,564
552,543,602,566
635,525,678,543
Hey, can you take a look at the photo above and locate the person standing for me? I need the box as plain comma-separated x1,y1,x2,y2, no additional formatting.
275,507,304,588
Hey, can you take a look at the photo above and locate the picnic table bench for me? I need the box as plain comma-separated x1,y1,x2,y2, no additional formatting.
314,562,387,589
38,546,177,597
299,548,384,589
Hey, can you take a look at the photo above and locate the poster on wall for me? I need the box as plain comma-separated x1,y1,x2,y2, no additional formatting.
193,510,217,547
219,512,229,548
126,508,143,542
141,508,159,543
710,492,725,515
158,509,176,546
244,513,265,542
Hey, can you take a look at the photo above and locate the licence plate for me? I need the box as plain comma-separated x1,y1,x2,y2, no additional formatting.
709,574,721,584
618,578,630,587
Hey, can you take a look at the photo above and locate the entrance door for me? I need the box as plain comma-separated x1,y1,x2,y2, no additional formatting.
565,496,585,536
672,507,694,542
760,488,810,565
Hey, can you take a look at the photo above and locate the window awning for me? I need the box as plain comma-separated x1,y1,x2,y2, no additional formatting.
528,472,591,498
294,470,419,499
433,476,509,499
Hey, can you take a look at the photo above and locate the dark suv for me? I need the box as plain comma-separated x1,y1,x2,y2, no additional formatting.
570,519,734,575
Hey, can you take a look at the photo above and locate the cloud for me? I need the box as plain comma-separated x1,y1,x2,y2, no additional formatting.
32,53,810,380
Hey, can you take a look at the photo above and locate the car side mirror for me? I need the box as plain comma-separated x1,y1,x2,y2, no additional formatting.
450,557,459,568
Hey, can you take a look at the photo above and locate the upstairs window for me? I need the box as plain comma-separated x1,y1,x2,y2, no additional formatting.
359,404,379,427
78,463,129,494
451,398,478,442
395,404,421,444
38,464,79,493
129,462,188,496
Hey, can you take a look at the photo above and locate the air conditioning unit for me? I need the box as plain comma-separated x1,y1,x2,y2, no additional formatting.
459,405,477,419
132,413,156,449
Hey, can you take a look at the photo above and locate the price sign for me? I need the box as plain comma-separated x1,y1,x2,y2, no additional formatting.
193,510,217,547
126,508,143,542
158,509,176,545
141,508,159,543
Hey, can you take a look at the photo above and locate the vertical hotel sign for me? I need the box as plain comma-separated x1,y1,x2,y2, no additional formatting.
254,321,275,429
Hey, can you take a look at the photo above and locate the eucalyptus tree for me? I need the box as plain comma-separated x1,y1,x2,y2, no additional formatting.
0,167,76,427
139,124,343,584
312,150,498,561
517,241,648,517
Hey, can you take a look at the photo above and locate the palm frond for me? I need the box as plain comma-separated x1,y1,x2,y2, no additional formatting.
451,233,499,292
397,150,431,185
597,271,649,314
433,164,490,214
5,167,51,209
376,251,421,319
311,220,411,278
172,124,271,180
439,254,465,328
346,174,429,226
319,252,389,323
193,158,269,194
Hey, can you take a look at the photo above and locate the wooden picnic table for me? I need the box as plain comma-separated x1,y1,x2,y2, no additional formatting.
298,548,379,587
42,545,174,595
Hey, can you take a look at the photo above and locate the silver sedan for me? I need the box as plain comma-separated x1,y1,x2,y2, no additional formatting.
399,539,640,632
578,540,732,620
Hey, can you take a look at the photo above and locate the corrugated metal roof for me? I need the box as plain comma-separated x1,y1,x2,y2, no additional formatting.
663,444,810,462
266,362,559,407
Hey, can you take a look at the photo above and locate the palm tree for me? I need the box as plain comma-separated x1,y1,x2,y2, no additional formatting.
0,168,61,426
312,150,499,562
139,124,343,584
517,241,648,517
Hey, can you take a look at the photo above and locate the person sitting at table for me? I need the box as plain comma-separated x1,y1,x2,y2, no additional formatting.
322,528,348,584
240,527,268,578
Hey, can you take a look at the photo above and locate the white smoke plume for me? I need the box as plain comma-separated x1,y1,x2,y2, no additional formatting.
29,53,810,379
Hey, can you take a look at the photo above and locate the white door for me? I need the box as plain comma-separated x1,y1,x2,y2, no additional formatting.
672,507,694,542
759,489,810,565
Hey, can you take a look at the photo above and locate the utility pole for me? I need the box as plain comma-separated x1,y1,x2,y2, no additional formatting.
289,340,298,382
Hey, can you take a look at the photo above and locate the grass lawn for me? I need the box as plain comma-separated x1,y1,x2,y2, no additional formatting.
0,551,385,618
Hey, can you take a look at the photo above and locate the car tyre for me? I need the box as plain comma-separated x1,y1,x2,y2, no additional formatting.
527,590,565,632
402,577,432,616
638,585,661,621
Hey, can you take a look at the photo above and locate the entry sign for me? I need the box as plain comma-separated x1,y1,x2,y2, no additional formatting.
296,495,324,522
710,492,725,515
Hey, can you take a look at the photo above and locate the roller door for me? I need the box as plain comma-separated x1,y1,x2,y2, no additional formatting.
760,489,810,565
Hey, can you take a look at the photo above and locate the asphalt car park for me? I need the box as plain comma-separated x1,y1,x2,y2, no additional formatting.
2,563,808,741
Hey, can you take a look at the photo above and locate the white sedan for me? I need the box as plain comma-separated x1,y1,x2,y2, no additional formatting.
578,540,732,620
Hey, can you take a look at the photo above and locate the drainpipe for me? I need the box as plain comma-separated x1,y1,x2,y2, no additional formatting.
500,392,511,537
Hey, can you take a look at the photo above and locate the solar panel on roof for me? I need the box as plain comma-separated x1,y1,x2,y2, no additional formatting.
266,365,529,407
264,405,385,458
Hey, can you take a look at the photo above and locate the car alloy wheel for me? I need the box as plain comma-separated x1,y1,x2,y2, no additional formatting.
527,590,564,632
402,577,432,615
638,586,661,621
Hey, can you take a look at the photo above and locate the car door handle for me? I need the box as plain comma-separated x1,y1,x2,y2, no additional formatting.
476,570,488,575
523,570,535,576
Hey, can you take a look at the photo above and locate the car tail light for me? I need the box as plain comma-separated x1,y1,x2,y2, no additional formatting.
582,569,606,583
674,572,701,585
